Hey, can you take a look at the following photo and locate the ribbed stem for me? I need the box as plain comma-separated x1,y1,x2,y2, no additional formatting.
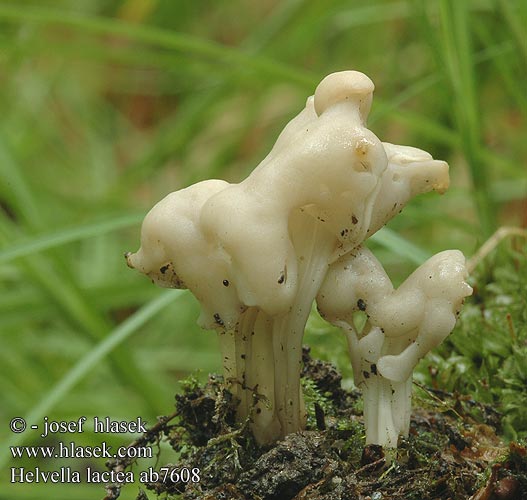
274,211,335,436
219,210,336,444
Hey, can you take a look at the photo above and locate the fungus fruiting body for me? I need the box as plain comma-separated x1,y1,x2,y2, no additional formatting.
317,247,472,446
127,70,471,446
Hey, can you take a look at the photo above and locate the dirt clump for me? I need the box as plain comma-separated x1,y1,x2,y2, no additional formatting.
104,350,526,500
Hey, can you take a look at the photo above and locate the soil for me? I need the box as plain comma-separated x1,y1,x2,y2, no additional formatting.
104,348,527,500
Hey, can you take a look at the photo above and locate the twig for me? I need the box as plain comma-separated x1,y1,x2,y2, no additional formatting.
413,381,464,420
355,456,386,475
467,226,527,273
102,411,179,500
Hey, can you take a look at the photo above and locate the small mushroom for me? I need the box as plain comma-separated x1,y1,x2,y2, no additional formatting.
318,247,472,447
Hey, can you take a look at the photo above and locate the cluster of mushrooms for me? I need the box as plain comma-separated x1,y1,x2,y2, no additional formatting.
126,71,472,448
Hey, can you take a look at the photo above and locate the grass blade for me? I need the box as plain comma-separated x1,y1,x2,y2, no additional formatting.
370,227,431,265
0,213,143,263
0,289,182,468
0,4,316,89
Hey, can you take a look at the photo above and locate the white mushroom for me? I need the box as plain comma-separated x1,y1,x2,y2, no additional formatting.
318,247,472,447
194,71,388,441
126,70,467,446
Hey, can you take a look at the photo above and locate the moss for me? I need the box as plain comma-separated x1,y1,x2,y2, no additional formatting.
419,241,527,440
101,243,527,500
104,354,516,500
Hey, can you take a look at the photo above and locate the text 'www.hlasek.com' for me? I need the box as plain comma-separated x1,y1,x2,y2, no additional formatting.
8,415,200,485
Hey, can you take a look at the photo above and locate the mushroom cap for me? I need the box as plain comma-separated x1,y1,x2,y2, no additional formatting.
199,70,387,315
314,70,374,119
126,179,247,330
127,70,455,334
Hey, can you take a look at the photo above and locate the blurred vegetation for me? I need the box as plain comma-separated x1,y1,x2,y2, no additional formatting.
0,0,525,498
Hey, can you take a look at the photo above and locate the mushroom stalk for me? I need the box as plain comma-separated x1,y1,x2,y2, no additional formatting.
221,211,336,443
272,211,335,436
339,323,412,447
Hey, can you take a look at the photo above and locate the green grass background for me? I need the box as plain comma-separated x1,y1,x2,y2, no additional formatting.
0,0,525,498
